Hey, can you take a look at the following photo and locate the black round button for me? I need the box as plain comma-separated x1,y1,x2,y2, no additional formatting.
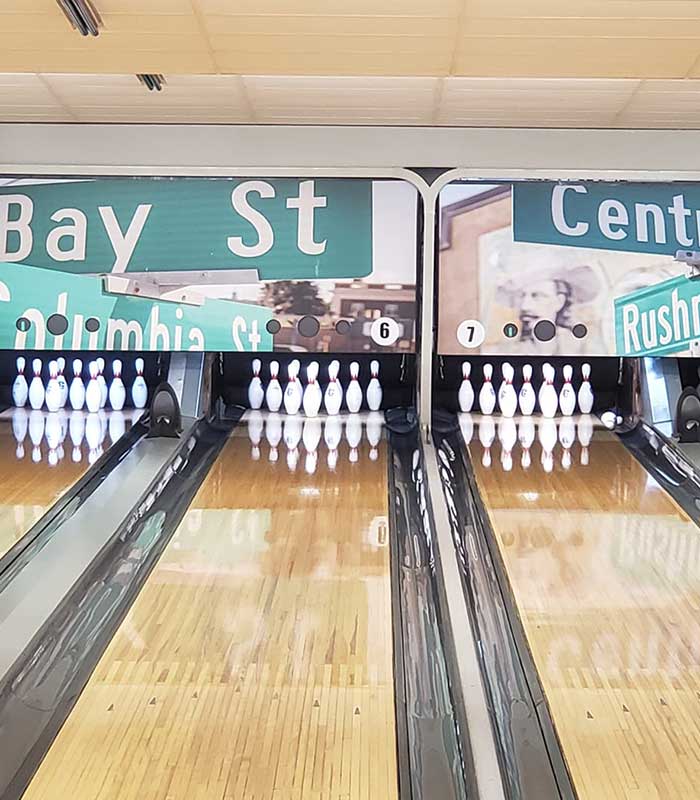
47,313,69,336
335,320,351,335
297,315,320,338
503,322,518,339
533,319,556,342
266,319,281,335
85,317,100,333
572,323,588,339
15,317,30,332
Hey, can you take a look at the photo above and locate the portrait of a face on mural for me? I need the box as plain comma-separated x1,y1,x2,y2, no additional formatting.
438,182,686,357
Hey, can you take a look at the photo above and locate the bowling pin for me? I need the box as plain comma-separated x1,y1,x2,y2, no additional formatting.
559,416,576,470
324,416,343,470
12,408,28,459
302,361,323,417
248,358,264,410
458,361,474,413
346,361,363,414
498,417,518,472
109,359,126,411
302,418,322,474
559,364,576,416
265,360,283,413
96,357,108,409
69,410,85,462
518,417,536,469
478,417,496,467
29,409,45,462
45,360,62,413
85,361,102,413
578,363,594,414
69,359,86,411
497,362,518,418
248,410,264,461
132,357,148,409
323,360,343,415
518,364,536,416
12,356,28,408
539,417,558,473
539,363,559,418
283,415,303,470
478,364,496,415
283,359,303,415
346,414,363,463
366,411,382,462
265,412,283,463
56,357,68,409
366,360,382,412
29,358,44,410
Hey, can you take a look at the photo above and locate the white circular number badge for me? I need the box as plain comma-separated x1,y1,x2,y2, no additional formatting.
370,316,400,346
456,319,485,349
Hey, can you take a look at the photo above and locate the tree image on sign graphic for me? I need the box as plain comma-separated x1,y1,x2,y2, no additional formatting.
260,281,329,316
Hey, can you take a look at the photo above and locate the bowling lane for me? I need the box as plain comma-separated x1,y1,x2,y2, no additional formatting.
466,415,700,800
0,408,141,561
24,419,398,800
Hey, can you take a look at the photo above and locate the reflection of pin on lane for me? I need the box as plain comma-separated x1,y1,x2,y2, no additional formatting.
265,412,282,463
248,411,264,461
12,408,28,459
366,412,382,462
479,417,496,468
303,418,322,474
324,416,342,470
346,415,363,463
518,417,536,469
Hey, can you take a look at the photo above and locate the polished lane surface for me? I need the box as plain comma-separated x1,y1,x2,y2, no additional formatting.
24,418,398,800
465,414,700,800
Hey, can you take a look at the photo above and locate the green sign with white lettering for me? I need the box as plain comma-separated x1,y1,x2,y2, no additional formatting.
514,181,700,256
614,274,700,356
0,177,372,280
0,261,273,352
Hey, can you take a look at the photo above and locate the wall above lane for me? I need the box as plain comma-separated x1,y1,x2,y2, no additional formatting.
5,124,700,177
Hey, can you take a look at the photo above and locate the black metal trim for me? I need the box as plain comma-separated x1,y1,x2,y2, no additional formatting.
387,429,468,800
0,415,148,590
0,414,237,800
434,429,577,800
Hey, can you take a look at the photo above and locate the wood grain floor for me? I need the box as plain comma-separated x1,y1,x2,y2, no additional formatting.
23,426,398,800
468,418,700,800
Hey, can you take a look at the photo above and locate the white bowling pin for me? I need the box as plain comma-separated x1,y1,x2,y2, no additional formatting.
12,356,28,408
302,361,323,417
539,363,559,418
518,417,536,469
265,412,283,462
559,364,576,416
458,362,474,413
29,358,44,410
265,360,283,413
85,361,102,413
69,359,86,411
478,364,496,415
497,362,518,418
12,408,28,459
69,411,85,463
45,360,62,413
132,357,148,409
248,410,264,461
539,417,558,473
29,409,45,462
559,416,576,470
346,414,363,463
323,360,343,415
96,357,108,409
283,359,303,415
324,416,343,470
366,360,382,412
478,417,496,467
108,359,126,411
56,357,68,408
346,361,363,414
578,363,594,414
518,364,536,416
303,418,323,474
498,417,518,472
248,358,264,410
366,411,382,462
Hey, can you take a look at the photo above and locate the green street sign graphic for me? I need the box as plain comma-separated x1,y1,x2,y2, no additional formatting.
614,274,700,356
514,181,700,256
0,178,373,280
0,262,273,352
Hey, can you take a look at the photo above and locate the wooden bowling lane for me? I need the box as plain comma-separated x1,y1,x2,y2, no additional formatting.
467,419,700,800
23,423,398,800
0,416,89,561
